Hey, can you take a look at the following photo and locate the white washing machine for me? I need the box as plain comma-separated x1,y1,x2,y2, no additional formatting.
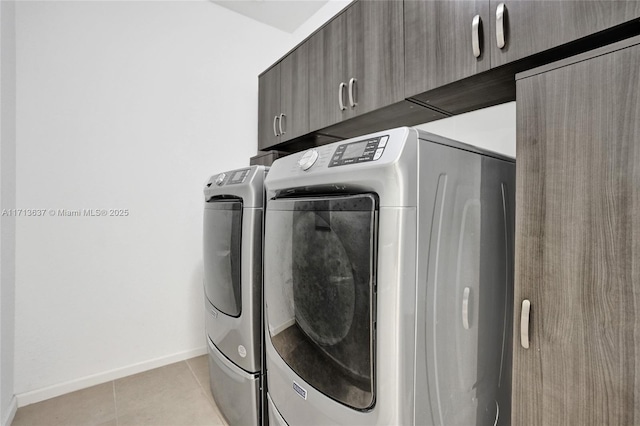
263,127,515,425
203,165,267,425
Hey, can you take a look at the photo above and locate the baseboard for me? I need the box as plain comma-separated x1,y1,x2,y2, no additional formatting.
270,318,295,336
1,395,17,426
16,346,207,407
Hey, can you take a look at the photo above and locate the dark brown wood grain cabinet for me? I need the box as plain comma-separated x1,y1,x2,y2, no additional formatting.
404,0,640,114
258,44,309,151
490,0,640,67
308,9,347,131
404,0,491,97
513,36,640,425
309,0,404,131
260,0,640,152
279,44,309,143
258,63,280,151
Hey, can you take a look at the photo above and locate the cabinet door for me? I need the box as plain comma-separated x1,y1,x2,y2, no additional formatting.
280,44,309,143
308,11,348,131
405,0,490,97
258,64,280,151
513,42,640,424
349,0,404,117
309,0,404,131
491,0,640,67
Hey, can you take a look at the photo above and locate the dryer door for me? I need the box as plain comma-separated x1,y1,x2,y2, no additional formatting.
264,194,378,411
203,198,243,317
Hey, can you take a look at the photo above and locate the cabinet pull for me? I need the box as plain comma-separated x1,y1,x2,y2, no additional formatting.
279,113,286,135
472,15,482,58
462,287,471,330
496,3,507,49
338,82,347,111
272,115,279,137
348,77,357,108
520,299,531,349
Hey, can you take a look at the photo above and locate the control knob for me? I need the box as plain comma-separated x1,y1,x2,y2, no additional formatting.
298,149,319,171
215,173,226,186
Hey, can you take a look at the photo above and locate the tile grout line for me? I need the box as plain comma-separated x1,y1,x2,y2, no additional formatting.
112,380,119,426
185,360,207,394
184,359,221,413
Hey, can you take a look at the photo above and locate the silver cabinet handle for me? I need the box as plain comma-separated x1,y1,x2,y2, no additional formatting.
272,115,279,137
472,15,481,58
520,299,531,349
462,287,471,330
338,82,347,111
348,77,357,108
496,3,506,49
279,113,285,135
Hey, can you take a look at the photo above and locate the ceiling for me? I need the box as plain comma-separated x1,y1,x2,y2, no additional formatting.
211,1,329,33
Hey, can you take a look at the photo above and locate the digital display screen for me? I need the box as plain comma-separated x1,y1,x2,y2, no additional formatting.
228,169,248,184
342,141,368,159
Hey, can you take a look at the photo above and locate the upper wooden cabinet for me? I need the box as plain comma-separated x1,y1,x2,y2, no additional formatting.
308,9,347,132
280,44,309,143
258,44,309,151
309,0,404,131
405,0,640,102
258,62,280,150
259,0,640,151
405,0,491,96
490,0,640,67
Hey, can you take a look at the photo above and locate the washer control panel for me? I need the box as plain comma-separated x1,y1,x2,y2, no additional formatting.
214,168,250,186
329,135,389,167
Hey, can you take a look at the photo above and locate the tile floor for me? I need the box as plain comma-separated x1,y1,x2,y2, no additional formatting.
11,355,228,426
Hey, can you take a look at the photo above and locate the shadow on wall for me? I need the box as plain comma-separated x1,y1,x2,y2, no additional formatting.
415,102,516,158
191,259,206,338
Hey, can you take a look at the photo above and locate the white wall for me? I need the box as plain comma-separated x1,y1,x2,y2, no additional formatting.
416,102,516,158
0,0,18,423
13,0,344,405
287,0,352,54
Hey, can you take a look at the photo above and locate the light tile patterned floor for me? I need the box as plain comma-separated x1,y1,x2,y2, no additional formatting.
12,355,228,426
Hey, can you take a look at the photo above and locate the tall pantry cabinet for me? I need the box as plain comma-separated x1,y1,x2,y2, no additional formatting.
513,37,640,424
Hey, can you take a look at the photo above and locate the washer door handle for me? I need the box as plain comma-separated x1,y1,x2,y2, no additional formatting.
462,287,471,330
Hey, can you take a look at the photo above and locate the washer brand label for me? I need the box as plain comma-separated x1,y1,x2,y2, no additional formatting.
293,381,307,400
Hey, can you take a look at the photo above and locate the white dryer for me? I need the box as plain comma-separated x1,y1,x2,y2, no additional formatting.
203,165,267,425
263,127,515,425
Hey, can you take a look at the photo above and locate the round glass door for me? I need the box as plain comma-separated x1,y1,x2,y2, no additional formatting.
203,198,243,317
265,193,378,410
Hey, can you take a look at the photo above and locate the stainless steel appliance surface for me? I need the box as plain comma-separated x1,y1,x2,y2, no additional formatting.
263,127,515,425
203,165,268,426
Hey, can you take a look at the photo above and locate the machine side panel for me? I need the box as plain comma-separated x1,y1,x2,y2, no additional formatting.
479,156,515,426
415,141,515,425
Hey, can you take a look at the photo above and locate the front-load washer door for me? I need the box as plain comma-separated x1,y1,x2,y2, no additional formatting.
264,193,378,411
203,198,243,317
